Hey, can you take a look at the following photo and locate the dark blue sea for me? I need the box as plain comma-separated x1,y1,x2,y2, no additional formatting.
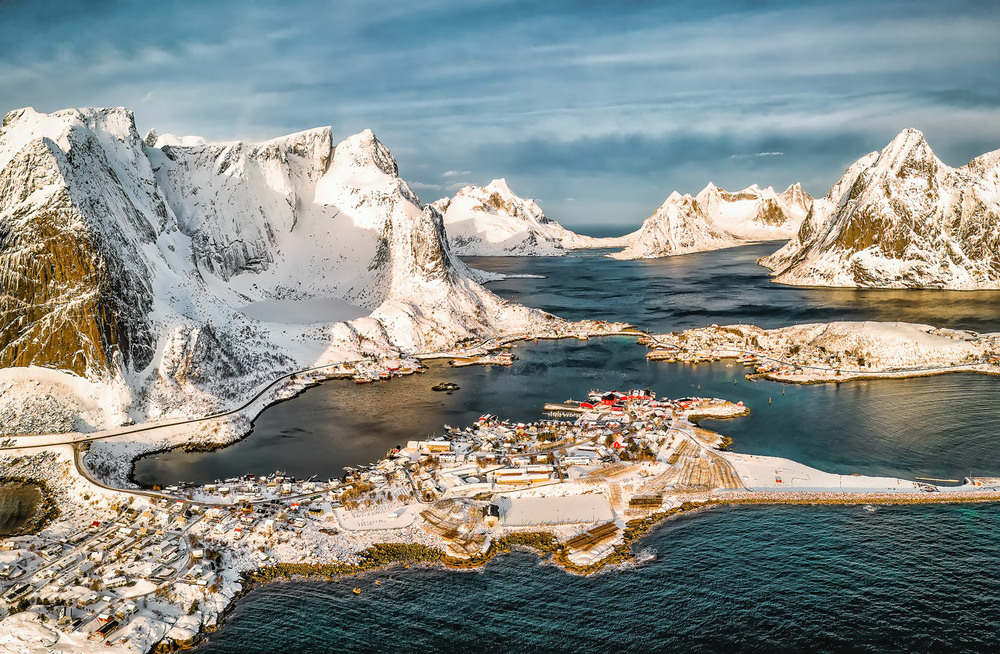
159,243,1000,653
197,503,1000,653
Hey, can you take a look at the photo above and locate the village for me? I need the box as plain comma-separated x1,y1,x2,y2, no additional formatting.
0,387,750,651
2,380,999,652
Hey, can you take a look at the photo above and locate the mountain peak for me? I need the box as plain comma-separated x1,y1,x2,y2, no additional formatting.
876,127,939,173
485,178,513,196
762,130,1000,289
334,128,398,177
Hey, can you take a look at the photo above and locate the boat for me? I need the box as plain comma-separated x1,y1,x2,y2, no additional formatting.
432,382,460,392
353,587,361,595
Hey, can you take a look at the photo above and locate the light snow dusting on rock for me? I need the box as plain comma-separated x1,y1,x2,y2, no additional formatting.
759,128,1000,289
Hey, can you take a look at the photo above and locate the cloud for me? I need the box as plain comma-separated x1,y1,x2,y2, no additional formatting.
729,152,784,160
1,0,998,225
564,197,576,202
729,152,785,159
445,181,468,191
408,181,443,190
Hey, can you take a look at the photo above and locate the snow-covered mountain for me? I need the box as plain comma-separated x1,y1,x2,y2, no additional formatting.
0,107,557,433
432,178,633,256
609,183,811,260
760,129,1000,288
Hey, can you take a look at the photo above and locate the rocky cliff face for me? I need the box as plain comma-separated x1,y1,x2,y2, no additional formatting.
760,129,1000,288
433,178,632,256
609,182,811,260
0,106,552,433
0,108,156,378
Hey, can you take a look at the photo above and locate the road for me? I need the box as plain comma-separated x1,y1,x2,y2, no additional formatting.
12,324,638,501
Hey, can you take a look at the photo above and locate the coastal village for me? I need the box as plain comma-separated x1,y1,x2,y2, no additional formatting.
3,369,1000,652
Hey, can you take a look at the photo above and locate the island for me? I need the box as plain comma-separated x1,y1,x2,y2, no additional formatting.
1,379,997,653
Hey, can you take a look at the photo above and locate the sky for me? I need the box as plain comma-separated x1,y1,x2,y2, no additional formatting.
1,0,999,231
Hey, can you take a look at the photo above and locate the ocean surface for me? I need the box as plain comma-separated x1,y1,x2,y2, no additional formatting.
196,503,1000,653
141,243,1000,652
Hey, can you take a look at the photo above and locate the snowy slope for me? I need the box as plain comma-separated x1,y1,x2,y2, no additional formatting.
432,179,633,256
609,183,811,260
760,129,1000,288
0,107,558,434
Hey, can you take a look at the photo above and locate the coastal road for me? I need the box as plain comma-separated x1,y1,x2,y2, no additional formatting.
70,444,342,510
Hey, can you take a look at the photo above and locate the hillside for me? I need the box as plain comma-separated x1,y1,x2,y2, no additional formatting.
433,178,632,256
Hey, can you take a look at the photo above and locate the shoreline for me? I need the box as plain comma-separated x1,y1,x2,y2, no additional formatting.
183,490,1000,651
641,321,1000,386
4,321,1000,654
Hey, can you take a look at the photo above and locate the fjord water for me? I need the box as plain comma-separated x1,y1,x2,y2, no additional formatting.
134,244,1000,485
197,503,1000,653
178,243,1000,652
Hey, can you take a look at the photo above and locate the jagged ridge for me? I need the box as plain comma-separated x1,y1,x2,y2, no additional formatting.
760,128,1000,289
0,106,555,433
433,178,632,256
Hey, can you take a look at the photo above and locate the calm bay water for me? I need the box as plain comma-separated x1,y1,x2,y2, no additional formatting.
142,244,1000,652
471,243,1000,332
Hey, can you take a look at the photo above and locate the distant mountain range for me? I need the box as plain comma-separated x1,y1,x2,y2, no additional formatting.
608,182,811,260
3,105,998,434
432,180,811,259
431,178,632,255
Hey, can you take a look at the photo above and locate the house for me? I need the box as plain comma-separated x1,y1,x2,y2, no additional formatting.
93,619,119,640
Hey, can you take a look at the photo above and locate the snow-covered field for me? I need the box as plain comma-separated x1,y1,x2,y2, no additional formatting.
236,298,370,324
645,321,1000,383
